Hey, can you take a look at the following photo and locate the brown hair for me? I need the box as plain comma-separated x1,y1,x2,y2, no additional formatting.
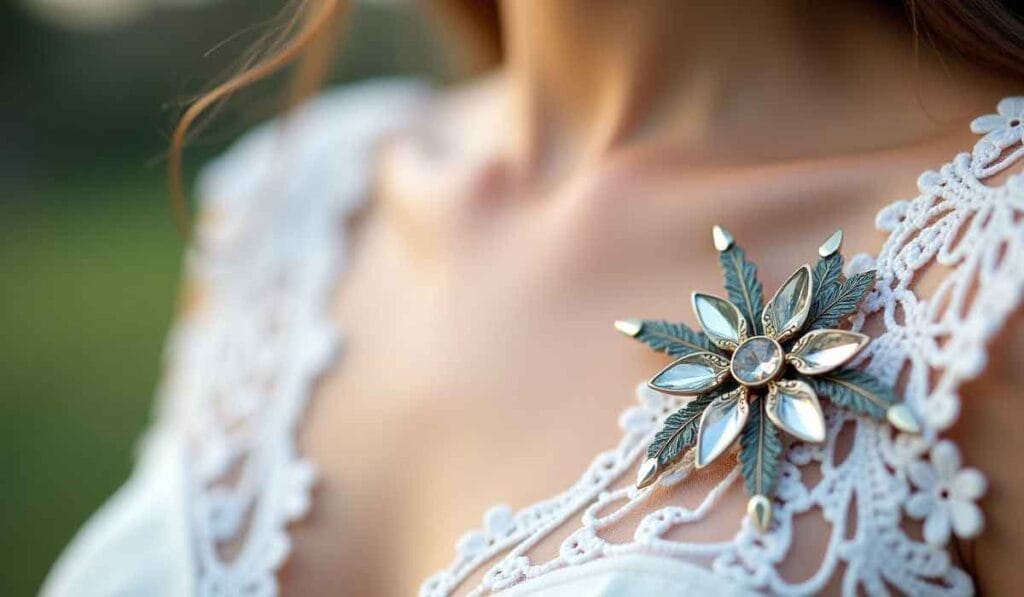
168,1,1023,237
167,0,349,237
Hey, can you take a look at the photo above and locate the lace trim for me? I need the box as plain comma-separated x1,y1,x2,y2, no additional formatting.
158,81,426,596
421,98,1024,596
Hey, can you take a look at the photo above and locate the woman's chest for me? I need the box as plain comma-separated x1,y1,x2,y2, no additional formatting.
284,168,897,594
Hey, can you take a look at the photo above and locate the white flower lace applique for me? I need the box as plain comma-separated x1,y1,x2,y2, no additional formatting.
906,440,987,546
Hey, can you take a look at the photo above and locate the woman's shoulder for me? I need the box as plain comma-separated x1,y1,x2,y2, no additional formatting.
193,77,430,243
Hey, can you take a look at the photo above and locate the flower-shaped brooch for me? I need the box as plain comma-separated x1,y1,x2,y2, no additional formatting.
616,226,920,532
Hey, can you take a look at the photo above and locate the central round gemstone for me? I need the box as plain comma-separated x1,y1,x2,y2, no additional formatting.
730,336,783,386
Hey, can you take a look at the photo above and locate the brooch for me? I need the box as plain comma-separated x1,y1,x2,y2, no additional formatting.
616,226,919,532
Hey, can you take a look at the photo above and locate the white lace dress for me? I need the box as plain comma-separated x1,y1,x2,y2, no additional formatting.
43,80,1024,596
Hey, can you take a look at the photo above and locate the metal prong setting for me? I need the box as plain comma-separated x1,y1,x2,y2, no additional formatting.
886,403,922,434
712,225,735,252
636,457,660,489
614,319,643,337
818,229,844,257
747,495,773,533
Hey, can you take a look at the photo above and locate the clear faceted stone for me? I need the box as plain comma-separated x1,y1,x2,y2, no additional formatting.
692,294,744,348
789,330,867,375
765,267,811,339
731,337,783,386
695,388,749,468
766,380,826,442
650,352,728,395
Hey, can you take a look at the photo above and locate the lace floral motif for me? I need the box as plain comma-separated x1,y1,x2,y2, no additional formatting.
906,441,986,546
423,99,1024,596
161,81,426,595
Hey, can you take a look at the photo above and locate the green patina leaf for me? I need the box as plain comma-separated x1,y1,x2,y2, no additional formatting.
633,320,716,358
811,252,844,305
647,391,718,466
802,368,895,419
804,270,875,331
740,398,783,497
719,244,764,334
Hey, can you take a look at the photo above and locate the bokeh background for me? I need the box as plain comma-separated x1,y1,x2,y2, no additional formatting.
0,2,447,594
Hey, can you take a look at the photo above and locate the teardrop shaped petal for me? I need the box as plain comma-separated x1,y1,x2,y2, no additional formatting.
649,352,730,395
695,387,749,468
765,379,826,442
787,329,869,375
692,293,747,351
762,265,813,341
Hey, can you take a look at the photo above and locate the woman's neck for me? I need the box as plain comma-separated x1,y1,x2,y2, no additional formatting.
498,1,1011,178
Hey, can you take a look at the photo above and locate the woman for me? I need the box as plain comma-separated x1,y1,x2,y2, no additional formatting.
44,1,1024,595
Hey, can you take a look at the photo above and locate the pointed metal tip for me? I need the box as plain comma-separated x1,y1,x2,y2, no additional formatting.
747,495,773,533
887,403,922,434
635,457,661,489
818,229,844,257
712,225,735,252
614,319,643,337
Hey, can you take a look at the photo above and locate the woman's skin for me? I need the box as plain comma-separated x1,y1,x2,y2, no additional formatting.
280,2,1023,594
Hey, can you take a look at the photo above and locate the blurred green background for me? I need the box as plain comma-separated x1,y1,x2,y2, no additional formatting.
0,2,446,594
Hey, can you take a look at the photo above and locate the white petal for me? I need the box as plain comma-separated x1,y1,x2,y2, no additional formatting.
949,501,984,539
930,440,961,481
970,114,1007,134
905,492,934,519
907,460,937,490
997,97,1024,117
951,468,987,501
923,510,952,546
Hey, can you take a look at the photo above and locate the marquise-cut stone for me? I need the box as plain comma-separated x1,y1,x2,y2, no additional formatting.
730,336,783,386
788,329,868,375
695,388,749,468
650,352,727,395
692,293,746,350
766,380,826,443
763,266,812,341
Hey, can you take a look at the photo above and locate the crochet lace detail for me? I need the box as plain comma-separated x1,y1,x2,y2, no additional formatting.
158,81,426,596
420,99,1024,596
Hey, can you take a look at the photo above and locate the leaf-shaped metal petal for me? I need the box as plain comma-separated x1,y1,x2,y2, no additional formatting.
649,352,730,395
762,265,813,342
695,387,749,468
787,329,869,375
692,293,747,351
765,379,826,443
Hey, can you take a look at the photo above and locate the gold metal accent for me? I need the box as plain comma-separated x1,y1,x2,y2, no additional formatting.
762,265,814,342
614,319,643,337
786,329,869,376
712,225,735,252
729,336,784,387
747,495,773,533
695,387,749,468
818,229,844,257
886,403,922,434
692,292,748,351
648,351,731,395
636,457,660,489
765,380,826,443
